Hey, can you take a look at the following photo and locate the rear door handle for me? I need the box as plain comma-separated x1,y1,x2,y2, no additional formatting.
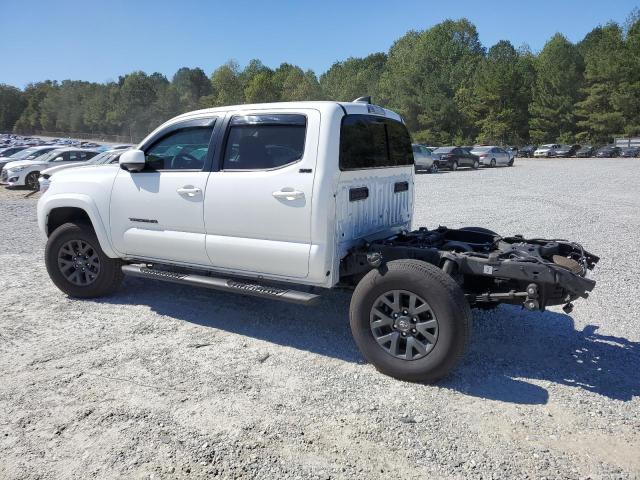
272,189,304,200
177,186,202,197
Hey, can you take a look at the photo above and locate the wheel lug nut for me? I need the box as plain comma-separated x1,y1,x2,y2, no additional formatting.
411,328,417,333
401,332,407,336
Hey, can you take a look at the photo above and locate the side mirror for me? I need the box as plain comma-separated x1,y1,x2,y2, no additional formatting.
119,149,145,172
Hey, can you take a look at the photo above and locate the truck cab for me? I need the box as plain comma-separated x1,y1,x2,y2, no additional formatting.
37,99,598,383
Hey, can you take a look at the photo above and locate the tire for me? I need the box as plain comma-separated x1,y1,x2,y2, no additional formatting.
490,158,496,168
45,222,124,298
472,159,479,169
430,163,438,174
25,171,40,190
508,158,514,166
349,259,472,383
451,161,458,171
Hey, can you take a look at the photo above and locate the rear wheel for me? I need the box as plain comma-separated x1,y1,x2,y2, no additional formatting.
451,161,459,171
490,158,496,168
472,159,479,169
350,260,472,383
45,222,124,298
430,163,438,173
25,171,40,190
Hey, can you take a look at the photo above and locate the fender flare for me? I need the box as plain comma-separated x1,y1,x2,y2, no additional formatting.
37,193,119,258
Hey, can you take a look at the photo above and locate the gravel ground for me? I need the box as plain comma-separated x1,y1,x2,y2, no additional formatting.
1,158,639,479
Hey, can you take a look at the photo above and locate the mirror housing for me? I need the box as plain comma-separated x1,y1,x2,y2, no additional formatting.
119,149,145,172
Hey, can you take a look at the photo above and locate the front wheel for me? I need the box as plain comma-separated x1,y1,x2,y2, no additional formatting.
350,260,472,383
472,159,479,169
451,161,459,171
45,222,124,298
490,158,496,168
25,171,40,190
430,163,439,174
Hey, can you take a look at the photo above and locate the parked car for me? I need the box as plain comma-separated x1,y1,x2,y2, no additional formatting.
0,145,62,172
1,148,99,189
469,146,513,167
517,145,537,157
0,146,29,159
595,145,621,158
620,146,640,158
36,98,599,382
534,144,561,157
550,144,580,157
412,144,437,173
39,149,126,192
432,146,479,170
575,145,595,157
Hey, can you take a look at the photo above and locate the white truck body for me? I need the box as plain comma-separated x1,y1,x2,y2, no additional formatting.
38,101,413,289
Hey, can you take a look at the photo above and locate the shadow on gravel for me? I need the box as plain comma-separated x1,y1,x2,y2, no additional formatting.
102,280,639,404
443,306,640,404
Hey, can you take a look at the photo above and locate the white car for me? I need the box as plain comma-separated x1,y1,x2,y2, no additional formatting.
39,149,126,193
0,145,61,173
533,144,560,158
412,144,437,173
469,146,513,167
37,99,598,383
2,148,99,189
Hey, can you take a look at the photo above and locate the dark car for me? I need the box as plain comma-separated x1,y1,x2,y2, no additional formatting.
518,145,537,157
575,145,595,157
432,146,479,170
550,144,580,157
620,146,640,158
595,146,621,158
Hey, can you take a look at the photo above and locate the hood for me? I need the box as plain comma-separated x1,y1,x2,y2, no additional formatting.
3,159,45,170
40,160,92,176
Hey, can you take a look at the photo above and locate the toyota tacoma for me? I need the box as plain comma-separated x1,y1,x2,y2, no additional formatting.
37,98,599,382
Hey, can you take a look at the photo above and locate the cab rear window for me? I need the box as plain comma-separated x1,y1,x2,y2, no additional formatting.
340,115,413,170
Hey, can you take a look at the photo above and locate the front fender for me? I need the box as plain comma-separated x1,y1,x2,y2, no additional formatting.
37,193,119,258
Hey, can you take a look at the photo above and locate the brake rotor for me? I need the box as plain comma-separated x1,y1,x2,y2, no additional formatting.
552,255,583,274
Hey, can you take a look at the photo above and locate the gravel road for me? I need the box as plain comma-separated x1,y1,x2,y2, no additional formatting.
1,158,639,479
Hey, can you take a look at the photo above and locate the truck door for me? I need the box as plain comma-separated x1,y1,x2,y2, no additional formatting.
203,110,319,278
110,118,218,265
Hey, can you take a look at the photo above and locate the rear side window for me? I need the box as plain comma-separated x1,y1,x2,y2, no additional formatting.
223,114,306,170
340,115,413,170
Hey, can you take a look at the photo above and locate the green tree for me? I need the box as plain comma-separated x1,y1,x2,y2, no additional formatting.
172,67,212,110
378,19,484,144
320,53,386,101
202,61,244,107
0,84,26,132
612,15,640,136
468,40,533,144
273,63,322,101
529,34,584,143
13,81,57,133
575,24,626,143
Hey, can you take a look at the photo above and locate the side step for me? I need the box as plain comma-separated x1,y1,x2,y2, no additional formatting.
121,264,321,305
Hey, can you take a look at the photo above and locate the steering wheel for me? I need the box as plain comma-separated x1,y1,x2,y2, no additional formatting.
171,151,201,169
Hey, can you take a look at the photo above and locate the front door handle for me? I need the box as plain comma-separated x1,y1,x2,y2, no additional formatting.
177,186,202,197
272,189,304,200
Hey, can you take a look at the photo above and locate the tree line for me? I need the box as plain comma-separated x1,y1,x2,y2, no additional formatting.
1,12,639,145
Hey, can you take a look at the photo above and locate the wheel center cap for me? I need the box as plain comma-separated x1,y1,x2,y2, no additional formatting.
395,316,412,332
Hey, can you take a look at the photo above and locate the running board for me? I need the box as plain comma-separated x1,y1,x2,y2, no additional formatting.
121,264,321,305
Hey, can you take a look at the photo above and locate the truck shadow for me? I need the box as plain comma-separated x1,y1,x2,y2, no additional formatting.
105,278,639,405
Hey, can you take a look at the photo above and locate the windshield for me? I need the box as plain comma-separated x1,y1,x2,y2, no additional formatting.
9,147,40,159
541,144,555,148
472,147,491,152
433,147,455,154
560,145,572,149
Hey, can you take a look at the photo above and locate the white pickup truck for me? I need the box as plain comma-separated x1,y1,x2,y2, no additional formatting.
37,98,599,382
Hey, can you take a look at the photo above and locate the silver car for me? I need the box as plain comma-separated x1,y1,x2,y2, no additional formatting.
470,146,513,167
412,144,438,173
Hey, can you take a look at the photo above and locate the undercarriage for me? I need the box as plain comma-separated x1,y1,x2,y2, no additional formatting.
340,226,599,312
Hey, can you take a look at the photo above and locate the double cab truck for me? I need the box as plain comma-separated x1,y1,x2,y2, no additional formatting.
37,99,599,382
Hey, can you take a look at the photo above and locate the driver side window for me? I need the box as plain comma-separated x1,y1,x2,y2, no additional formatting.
145,126,214,171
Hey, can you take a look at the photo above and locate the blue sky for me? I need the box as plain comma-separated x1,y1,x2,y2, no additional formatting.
1,0,637,88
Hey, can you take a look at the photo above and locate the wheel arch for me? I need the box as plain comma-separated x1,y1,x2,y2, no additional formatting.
38,194,119,258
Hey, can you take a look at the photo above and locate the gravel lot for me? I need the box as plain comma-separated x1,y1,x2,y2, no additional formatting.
1,158,639,479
